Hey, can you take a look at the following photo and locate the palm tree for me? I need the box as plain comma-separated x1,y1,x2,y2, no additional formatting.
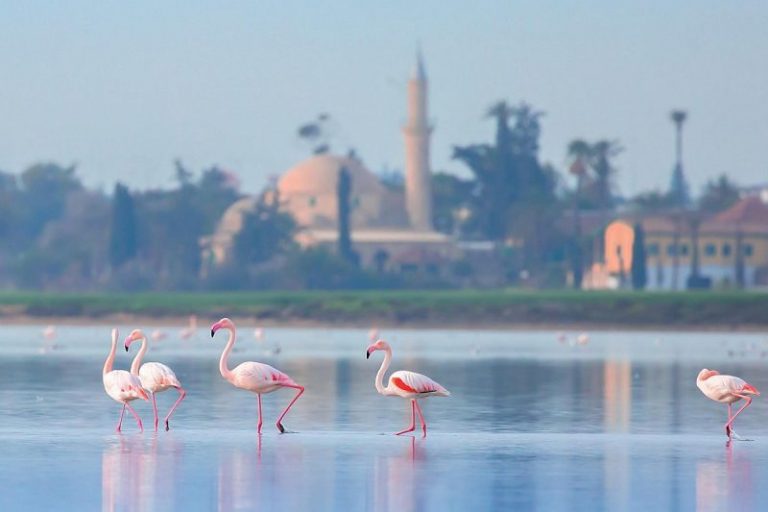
590,140,623,209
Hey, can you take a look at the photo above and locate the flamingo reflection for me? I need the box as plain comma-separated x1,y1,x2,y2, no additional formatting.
101,435,183,512
696,443,754,512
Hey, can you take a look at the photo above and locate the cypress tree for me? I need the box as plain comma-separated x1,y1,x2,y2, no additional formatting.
337,166,357,265
109,182,137,268
631,222,647,290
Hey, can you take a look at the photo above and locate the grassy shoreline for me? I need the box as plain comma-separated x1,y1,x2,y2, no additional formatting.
0,290,766,329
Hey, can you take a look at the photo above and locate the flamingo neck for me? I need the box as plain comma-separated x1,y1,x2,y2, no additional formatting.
375,348,392,395
103,331,117,375
219,327,236,380
130,335,148,376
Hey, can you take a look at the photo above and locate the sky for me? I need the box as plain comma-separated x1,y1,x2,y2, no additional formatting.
0,1,766,197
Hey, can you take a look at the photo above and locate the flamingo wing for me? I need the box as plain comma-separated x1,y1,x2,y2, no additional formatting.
139,362,181,391
390,370,450,396
232,361,298,390
702,374,757,401
104,370,149,401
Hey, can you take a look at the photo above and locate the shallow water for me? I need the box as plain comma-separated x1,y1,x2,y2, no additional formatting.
1,326,768,511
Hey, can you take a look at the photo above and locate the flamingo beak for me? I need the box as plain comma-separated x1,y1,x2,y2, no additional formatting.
124,345,128,352
211,324,219,338
366,349,371,359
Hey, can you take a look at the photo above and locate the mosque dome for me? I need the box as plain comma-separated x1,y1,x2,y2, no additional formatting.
278,154,385,197
276,153,402,229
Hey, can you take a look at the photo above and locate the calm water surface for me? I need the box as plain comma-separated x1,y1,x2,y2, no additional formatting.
1,326,768,511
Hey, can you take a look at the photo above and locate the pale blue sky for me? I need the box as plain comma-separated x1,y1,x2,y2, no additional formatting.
0,1,766,196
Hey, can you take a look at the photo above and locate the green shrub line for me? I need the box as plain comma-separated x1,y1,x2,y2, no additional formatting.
0,290,765,326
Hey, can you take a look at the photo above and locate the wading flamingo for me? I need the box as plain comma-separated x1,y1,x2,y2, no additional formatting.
103,328,148,432
366,339,450,436
125,329,187,431
180,315,198,340
211,318,304,433
697,368,760,439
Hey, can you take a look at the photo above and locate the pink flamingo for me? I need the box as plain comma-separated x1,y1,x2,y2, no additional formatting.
366,339,450,436
211,318,304,433
103,328,148,432
180,315,198,340
697,368,760,438
125,329,187,431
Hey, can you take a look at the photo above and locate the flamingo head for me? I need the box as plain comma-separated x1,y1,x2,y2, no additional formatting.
124,329,145,351
211,317,234,338
366,339,391,359
697,368,719,381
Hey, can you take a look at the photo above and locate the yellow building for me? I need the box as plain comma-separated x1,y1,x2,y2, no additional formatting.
589,196,768,290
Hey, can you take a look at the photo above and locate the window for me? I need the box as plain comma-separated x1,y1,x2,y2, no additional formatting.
744,244,754,257
646,243,659,256
722,244,732,257
704,244,716,257
680,244,689,256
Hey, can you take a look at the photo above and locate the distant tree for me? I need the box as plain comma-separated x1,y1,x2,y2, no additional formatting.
233,191,297,267
19,162,82,239
109,183,138,269
590,140,623,208
297,113,332,154
699,175,740,213
566,139,622,209
430,172,474,235
337,166,358,264
668,110,690,207
631,222,647,290
453,100,562,283
629,190,677,213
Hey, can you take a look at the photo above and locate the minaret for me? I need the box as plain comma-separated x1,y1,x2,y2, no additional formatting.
403,51,433,231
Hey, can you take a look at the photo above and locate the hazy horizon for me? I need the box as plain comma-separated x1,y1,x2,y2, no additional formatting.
1,1,766,196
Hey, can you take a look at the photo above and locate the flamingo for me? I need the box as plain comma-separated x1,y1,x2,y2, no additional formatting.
696,368,760,439
150,329,168,342
366,339,450,436
180,315,198,340
211,318,304,433
125,329,187,432
103,328,148,432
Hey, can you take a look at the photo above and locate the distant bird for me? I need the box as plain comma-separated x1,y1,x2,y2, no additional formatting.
576,333,590,346
150,329,168,342
211,318,304,433
697,368,760,438
253,327,264,341
368,327,379,342
180,315,198,340
125,329,186,432
42,325,56,340
556,331,568,344
366,339,450,436
103,328,148,432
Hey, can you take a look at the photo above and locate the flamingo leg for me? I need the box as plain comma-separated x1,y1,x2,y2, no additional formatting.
396,400,416,435
116,404,126,432
125,402,144,433
725,403,733,437
257,394,263,434
414,400,427,436
151,393,159,432
276,385,304,433
724,396,752,436
164,388,186,431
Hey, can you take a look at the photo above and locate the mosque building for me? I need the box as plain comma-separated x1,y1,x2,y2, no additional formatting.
203,54,456,274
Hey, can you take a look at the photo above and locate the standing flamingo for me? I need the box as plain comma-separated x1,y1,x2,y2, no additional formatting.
697,368,760,439
211,318,304,433
366,339,450,436
103,328,148,432
179,315,198,340
125,329,187,432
